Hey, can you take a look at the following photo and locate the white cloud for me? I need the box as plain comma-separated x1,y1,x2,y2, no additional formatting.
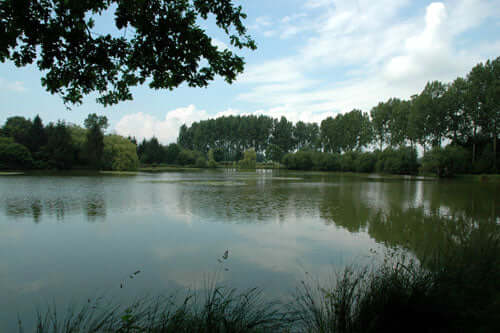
278,13,311,39
114,1,500,138
263,30,277,37
304,0,334,9
213,108,241,118
280,25,302,39
207,105,336,126
236,0,500,117
114,105,330,144
384,2,454,82
0,78,26,92
115,105,209,144
211,38,229,50
253,13,312,40
238,57,305,84
250,16,273,30
115,105,296,144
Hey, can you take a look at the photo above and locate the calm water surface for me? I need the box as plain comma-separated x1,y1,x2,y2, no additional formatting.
0,170,498,330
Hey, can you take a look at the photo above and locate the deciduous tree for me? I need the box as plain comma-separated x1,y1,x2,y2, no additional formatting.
0,0,256,106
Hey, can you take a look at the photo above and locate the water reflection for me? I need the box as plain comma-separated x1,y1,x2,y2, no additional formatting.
0,172,499,331
85,194,106,221
1,172,498,233
3,194,106,222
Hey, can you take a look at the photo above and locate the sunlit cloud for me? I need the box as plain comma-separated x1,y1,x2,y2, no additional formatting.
236,0,500,118
0,78,26,92
115,105,209,144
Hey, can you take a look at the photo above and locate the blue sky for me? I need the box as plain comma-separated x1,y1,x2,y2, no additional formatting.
1,0,499,143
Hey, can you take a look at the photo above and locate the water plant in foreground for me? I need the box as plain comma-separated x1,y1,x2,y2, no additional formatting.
20,228,500,332
22,286,291,333
293,229,500,333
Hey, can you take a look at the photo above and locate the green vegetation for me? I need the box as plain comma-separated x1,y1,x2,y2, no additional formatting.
22,228,500,332
102,135,140,171
421,145,470,177
0,114,139,171
295,222,500,333
174,57,499,176
282,148,419,175
84,114,109,169
238,149,257,170
28,287,288,333
0,137,33,169
2,57,499,176
138,165,204,172
454,174,500,183
1,0,256,106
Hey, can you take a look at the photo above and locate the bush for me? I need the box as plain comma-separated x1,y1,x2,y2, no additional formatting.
165,143,181,164
102,135,139,171
212,148,225,162
238,149,257,169
177,150,197,166
0,141,33,169
355,152,377,173
376,147,418,174
322,153,341,171
339,152,357,172
195,156,207,168
282,153,296,169
422,145,470,177
294,151,314,170
472,145,498,174
284,151,341,171
283,148,418,175
207,159,218,168
265,144,284,163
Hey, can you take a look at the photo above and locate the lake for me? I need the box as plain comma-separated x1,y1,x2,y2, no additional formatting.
0,170,498,330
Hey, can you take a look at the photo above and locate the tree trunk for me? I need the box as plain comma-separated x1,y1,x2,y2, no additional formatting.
472,126,477,164
494,131,497,173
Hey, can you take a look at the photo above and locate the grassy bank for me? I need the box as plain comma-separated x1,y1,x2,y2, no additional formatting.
20,229,500,332
139,165,204,172
0,171,24,175
454,173,500,183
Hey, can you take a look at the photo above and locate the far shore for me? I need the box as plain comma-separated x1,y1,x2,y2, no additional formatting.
3,168,500,183
0,171,24,176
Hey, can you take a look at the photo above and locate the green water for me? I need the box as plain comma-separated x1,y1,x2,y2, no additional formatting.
0,170,498,330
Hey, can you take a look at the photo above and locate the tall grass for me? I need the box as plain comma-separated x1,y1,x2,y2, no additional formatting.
20,230,500,332
293,230,500,333
23,286,291,333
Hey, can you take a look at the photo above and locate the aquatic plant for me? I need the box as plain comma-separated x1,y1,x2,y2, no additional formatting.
20,229,500,332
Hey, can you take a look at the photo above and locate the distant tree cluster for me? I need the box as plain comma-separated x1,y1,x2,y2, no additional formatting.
283,149,419,175
0,114,138,171
177,57,500,175
177,115,318,163
2,57,498,176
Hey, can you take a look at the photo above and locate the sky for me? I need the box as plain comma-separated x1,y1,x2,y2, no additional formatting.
1,0,500,144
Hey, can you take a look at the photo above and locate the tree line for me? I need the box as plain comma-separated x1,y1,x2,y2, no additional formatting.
2,57,498,175
173,56,499,175
0,114,138,171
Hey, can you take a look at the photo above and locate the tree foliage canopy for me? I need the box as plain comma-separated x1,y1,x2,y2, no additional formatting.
1,114,139,171
0,0,256,106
